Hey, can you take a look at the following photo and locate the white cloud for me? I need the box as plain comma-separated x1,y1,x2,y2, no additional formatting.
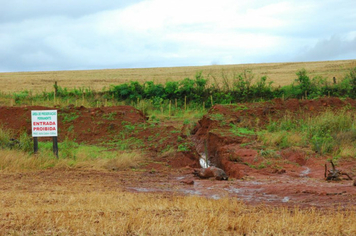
0,0,355,72
294,34,356,62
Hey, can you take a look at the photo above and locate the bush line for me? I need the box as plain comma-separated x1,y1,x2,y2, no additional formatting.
10,67,356,107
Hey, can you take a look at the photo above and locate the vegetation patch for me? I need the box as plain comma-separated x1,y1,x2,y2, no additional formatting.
230,124,255,137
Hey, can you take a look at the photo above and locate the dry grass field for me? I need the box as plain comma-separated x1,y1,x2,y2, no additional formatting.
1,150,355,235
1,59,355,94
1,188,355,235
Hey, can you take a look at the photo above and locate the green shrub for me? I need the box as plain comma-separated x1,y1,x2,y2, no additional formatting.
6,67,356,117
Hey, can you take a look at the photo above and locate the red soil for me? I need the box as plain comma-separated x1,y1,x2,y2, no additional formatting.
1,97,356,207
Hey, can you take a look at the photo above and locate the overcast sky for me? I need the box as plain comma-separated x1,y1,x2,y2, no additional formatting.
0,0,355,72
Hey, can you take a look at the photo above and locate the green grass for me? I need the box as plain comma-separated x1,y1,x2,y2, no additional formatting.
59,112,79,123
209,113,225,121
230,124,255,137
0,128,32,152
103,112,117,120
259,109,356,157
0,129,146,171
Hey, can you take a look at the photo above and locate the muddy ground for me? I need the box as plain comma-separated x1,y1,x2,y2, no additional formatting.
1,97,356,208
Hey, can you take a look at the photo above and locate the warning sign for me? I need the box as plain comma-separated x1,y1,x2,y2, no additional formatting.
31,110,58,137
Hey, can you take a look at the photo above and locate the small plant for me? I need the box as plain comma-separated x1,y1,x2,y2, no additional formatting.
178,143,190,152
230,124,255,137
232,104,248,111
124,124,136,132
311,134,334,155
260,149,280,159
161,145,173,154
257,163,266,169
103,112,117,120
183,119,190,125
170,130,180,134
209,113,224,121
67,125,74,132
60,112,79,123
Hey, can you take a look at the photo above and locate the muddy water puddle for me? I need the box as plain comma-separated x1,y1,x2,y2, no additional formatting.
126,172,356,207
127,178,292,204
300,167,311,177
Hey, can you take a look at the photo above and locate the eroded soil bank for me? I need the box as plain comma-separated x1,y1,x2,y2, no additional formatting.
1,97,356,207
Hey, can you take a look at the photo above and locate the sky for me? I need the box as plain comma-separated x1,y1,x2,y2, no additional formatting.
0,0,355,72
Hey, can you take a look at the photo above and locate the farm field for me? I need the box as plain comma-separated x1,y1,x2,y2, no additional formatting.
1,60,356,234
0,59,355,94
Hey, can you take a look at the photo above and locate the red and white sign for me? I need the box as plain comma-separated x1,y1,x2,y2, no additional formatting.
31,110,58,137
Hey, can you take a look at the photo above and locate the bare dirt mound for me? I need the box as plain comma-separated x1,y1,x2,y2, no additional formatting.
0,105,200,168
0,105,147,144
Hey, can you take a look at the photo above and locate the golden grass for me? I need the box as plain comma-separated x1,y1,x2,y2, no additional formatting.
98,151,146,171
0,60,355,94
1,189,355,235
1,149,356,235
0,149,56,171
0,149,145,172
337,145,356,158
259,131,288,147
287,132,305,146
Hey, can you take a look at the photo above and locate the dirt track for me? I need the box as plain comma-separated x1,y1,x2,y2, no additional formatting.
1,97,356,207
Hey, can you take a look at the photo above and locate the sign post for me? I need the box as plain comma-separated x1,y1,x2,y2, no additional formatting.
34,137,38,154
31,110,58,158
53,137,58,157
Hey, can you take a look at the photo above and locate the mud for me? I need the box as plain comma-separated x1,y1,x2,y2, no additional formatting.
1,97,356,208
